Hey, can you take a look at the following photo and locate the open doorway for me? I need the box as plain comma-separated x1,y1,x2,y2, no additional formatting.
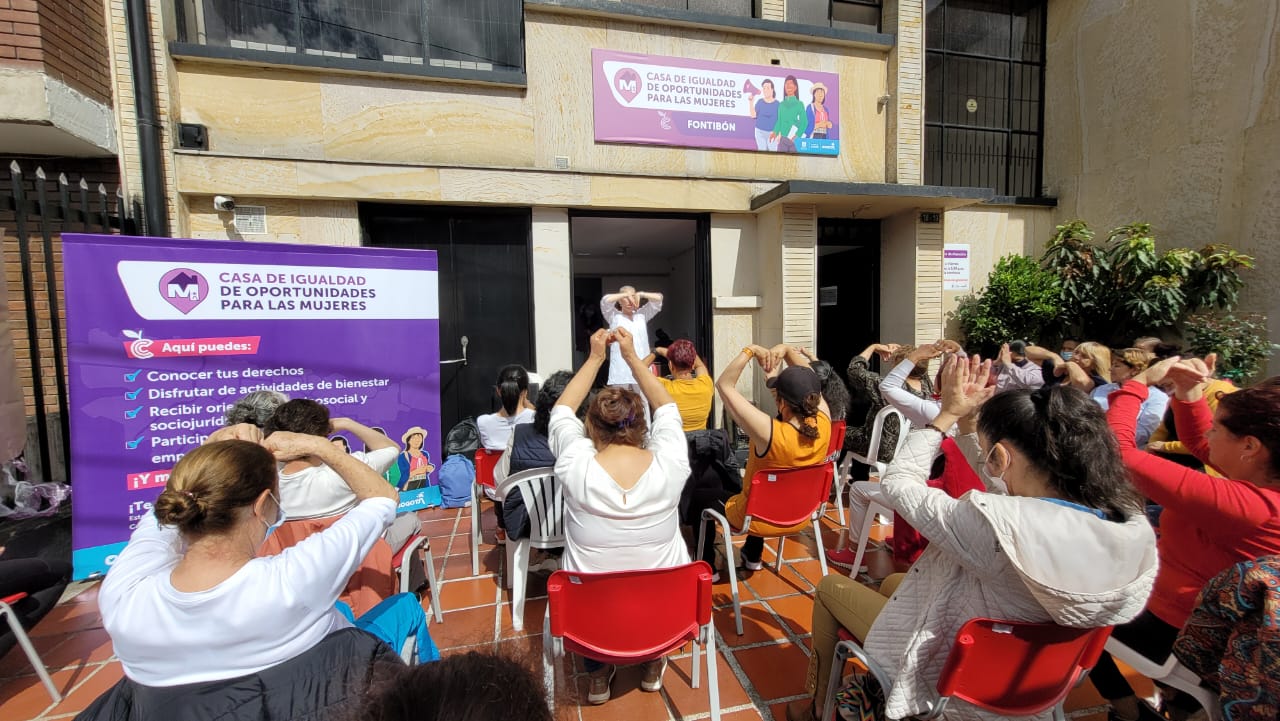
569,213,711,382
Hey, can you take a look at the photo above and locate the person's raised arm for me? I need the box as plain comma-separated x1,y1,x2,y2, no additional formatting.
558,329,609,412
716,344,775,447
692,354,709,376
637,291,663,319
1059,360,1096,391
769,343,812,369
599,294,622,322
929,355,995,434
331,417,398,453
878,355,1004,576
614,327,675,409
880,357,942,428
265,432,397,504
857,343,896,363
205,423,264,445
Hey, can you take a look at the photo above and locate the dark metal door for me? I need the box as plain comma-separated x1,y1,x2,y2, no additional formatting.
362,205,533,435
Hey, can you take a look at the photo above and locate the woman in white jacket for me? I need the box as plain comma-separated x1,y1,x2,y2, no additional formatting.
788,355,1159,721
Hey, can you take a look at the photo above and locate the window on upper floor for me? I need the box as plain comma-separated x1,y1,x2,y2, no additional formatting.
786,0,882,34
624,0,756,19
924,0,1047,198
174,0,523,73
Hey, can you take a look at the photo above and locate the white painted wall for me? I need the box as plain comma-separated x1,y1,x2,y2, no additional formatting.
531,207,573,376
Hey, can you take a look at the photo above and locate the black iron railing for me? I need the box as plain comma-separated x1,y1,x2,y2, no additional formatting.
1,160,144,482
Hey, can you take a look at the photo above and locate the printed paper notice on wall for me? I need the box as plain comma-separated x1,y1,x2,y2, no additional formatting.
943,244,971,291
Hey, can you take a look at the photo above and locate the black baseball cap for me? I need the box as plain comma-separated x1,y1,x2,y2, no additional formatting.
766,366,823,407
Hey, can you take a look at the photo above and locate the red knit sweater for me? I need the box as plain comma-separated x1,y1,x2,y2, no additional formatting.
1107,380,1280,627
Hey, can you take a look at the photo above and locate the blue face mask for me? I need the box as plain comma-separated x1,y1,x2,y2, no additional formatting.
1060,351,1074,361
260,491,287,542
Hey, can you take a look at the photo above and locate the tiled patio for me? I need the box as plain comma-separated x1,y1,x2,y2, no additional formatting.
0,504,1149,720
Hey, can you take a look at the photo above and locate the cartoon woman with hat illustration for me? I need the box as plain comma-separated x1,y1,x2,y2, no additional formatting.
394,425,436,491
806,82,833,140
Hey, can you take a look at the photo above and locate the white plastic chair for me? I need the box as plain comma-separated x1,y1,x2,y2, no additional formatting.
844,406,909,576
0,592,61,703
846,406,909,477
393,535,443,624
497,467,563,632
1104,637,1223,721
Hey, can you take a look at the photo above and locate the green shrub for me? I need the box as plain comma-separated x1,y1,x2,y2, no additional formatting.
949,255,1062,356
1184,313,1277,383
1041,221,1254,345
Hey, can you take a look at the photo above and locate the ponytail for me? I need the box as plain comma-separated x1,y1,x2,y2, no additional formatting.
790,391,823,440
978,385,1141,520
494,364,530,416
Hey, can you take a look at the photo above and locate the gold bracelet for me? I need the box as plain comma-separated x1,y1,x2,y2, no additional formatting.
742,346,755,357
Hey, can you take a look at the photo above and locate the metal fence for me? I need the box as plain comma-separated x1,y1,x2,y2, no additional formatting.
1,160,144,483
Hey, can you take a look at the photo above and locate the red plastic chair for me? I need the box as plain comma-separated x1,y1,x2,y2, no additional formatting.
826,419,848,522
0,592,61,703
391,534,443,624
542,562,720,720
470,448,503,576
697,464,833,635
824,619,1112,720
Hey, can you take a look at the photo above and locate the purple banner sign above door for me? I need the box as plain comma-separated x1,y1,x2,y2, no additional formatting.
63,235,442,580
592,49,841,156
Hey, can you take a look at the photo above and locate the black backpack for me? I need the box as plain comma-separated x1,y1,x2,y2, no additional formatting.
444,417,480,459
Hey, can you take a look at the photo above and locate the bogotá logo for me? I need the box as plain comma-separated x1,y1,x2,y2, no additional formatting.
614,67,642,103
158,268,208,315
123,329,152,359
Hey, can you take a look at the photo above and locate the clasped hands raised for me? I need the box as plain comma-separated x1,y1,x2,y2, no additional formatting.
203,423,337,463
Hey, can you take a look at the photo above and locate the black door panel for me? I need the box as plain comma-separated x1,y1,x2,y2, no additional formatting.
362,205,533,434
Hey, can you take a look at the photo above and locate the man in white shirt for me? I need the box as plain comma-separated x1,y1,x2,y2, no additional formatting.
265,399,421,551
600,286,663,402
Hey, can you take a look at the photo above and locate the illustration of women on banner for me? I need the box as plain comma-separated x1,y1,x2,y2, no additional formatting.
771,75,806,153
806,82,834,139
394,426,436,491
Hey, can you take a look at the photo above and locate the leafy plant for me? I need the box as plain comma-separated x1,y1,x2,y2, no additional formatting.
949,255,1062,356
1041,221,1254,345
1184,313,1277,383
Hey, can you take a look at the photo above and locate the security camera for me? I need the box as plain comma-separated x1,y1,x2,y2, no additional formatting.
213,195,236,212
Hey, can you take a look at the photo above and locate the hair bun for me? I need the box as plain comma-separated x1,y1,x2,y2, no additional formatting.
153,487,207,528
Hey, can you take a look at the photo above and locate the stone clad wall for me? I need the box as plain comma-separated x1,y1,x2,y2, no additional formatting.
1044,0,1280,367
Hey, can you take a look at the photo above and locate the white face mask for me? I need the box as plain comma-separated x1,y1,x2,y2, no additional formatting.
981,444,1009,495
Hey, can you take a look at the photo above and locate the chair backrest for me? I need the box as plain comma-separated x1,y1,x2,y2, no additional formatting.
506,467,564,548
936,618,1112,715
865,406,907,463
742,464,832,530
826,420,847,460
474,448,502,488
547,561,713,662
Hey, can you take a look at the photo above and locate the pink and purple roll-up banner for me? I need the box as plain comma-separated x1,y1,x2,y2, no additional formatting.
63,234,441,580
592,49,841,156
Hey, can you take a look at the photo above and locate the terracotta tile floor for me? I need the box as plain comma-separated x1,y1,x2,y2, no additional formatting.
0,504,1153,720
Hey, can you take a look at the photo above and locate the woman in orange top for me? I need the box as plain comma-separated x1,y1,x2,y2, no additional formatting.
708,343,831,576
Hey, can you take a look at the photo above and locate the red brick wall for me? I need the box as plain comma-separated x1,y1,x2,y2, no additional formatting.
0,157,122,417
0,0,113,105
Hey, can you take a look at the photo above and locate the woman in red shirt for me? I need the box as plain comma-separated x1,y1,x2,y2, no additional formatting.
1096,355,1280,721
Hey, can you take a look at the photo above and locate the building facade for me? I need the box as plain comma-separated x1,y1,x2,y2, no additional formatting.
108,0,1152,429
1,0,120,477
